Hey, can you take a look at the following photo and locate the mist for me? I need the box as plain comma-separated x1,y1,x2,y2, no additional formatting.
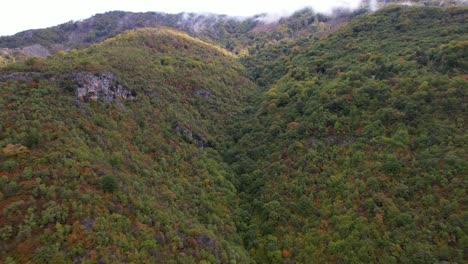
256,0,363,23
3,0,466,36
0,0,369,36
370,0,379,11
253,0,389,24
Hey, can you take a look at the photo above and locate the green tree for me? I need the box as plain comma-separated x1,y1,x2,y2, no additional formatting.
99,175,118,193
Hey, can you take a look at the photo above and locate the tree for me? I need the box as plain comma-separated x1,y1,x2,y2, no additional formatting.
99,175,118,193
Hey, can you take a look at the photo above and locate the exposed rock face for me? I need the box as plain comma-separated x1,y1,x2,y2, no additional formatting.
20,44,51,57
0,71,135,103
193,89,212,98
0,44,51,61
72,72,135,102
174,123,213,149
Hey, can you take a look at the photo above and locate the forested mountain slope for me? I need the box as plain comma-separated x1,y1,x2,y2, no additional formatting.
227,6,467,263
0,28,257,263
0,4,466,264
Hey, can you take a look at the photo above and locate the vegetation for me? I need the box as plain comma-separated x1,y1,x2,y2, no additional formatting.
0,7,363,60
226,6,467,263
0,28,257,263
0,4,467,263
0,51,16,67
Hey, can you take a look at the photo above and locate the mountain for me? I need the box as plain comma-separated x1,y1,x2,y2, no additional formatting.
0,4,467,264
2,0,464,59
227,6,467,263
0,27,257,263
0,8,366,60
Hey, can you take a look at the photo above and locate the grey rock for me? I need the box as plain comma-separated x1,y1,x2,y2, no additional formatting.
174,123,212,149
0,71,135,105
197,234,216,248
20,44,51,57
82,217,94,231
193,89,212,98
72,72,135,102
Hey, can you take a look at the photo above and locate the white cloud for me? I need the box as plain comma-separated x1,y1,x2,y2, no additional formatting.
0,0,363,36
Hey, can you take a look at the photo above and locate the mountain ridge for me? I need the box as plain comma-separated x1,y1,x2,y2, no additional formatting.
0,5,377,58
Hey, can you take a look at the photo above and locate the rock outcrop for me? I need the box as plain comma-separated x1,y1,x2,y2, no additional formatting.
174,123,213,149
193,89,212,98
0,71,135,103
72,72,135,102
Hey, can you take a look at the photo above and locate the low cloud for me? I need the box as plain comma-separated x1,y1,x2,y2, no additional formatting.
256,0,363,23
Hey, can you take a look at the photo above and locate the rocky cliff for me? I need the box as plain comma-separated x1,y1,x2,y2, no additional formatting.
72,72,135,102
0,71,135,102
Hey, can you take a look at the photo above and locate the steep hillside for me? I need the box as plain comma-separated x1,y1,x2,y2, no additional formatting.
0,28,258,263
227,6,467,263
0,4,467,264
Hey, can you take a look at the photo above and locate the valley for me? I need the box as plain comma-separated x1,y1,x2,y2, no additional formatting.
0,3,466,263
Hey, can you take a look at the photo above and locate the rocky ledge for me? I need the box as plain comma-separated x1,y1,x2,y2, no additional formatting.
71,72,135,102
0,71,135,103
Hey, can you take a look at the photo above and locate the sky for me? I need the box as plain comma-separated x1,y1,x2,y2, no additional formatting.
0,0,363,36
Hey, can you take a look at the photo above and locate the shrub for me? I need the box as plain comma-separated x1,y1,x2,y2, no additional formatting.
40,201,68,226
2,160,19,172
22,166,34,180
99,175,118,193
383,156,402,175
22,130,39,148
0,175,8,188
3,200,25,217
5,257,16,264
4,181,19,197
109,152,124,168
17,224,32,241
0,225,13,241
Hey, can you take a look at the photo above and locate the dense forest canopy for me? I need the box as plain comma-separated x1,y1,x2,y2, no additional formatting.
0,4,467,263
